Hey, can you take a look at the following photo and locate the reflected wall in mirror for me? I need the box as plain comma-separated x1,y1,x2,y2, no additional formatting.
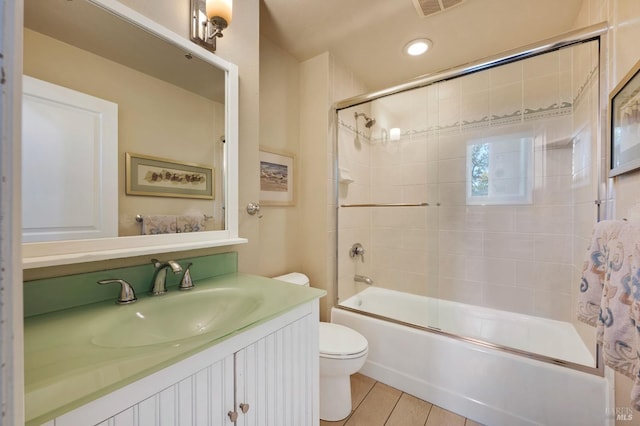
21,0,243,268
23,0,226,238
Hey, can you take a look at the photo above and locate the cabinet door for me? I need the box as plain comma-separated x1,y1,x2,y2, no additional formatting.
93,354,235,426
235,313,316,426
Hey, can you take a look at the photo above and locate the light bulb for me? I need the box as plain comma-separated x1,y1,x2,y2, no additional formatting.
206,0,232,24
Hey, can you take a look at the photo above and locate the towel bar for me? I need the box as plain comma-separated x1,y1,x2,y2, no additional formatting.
340,202,431,208
135,214,213,223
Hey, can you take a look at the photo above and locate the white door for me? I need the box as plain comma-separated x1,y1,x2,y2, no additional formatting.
21,75,118,242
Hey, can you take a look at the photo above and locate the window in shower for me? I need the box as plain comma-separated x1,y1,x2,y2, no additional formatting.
469,142,489,196
466,133,533,205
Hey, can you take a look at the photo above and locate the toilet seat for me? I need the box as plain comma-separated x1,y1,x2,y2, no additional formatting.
319,323,368,359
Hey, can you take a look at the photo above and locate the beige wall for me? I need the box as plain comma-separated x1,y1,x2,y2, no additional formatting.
299,53,332,320
574,0,640,422
258,36,303,277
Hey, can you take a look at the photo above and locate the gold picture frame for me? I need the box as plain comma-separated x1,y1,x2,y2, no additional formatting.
125,152,214,199
259,148,295,206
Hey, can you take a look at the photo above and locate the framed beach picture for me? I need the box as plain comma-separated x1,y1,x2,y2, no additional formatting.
610,58,640,177
125,152,214,199
259,148,295,206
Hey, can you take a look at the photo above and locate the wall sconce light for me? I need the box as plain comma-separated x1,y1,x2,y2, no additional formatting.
190,0,232,53
390,128,401,141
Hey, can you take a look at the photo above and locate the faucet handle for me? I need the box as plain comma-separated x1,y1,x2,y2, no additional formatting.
350,243,365,263
98,279,137,304
179,262,194,291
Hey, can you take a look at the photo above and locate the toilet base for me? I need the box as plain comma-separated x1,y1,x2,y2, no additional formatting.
319,374,352,421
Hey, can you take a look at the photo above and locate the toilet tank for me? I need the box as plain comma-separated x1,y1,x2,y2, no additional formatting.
272,272,310,287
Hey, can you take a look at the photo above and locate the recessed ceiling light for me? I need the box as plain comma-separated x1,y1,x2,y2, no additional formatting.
404,38,432,56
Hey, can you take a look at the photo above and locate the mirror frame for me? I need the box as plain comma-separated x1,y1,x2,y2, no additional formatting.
22,0,246,269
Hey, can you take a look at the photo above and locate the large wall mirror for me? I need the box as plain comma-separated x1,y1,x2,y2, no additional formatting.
22,0,244,268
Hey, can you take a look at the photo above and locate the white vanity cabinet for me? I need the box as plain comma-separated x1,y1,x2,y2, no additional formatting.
234,311,315,426
44,302,319,426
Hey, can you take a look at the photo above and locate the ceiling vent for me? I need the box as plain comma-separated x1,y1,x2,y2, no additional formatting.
412,0,466,17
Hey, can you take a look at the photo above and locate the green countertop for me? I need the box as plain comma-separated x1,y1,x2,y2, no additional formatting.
24,273,325,425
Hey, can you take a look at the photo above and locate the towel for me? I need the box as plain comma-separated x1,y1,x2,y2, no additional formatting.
177,215,205,233
577,220,627,326
141,215,177,235
578,220,640,408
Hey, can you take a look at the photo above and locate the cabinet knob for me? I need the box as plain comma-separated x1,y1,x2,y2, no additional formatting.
240,402,250,413
228,410,238,422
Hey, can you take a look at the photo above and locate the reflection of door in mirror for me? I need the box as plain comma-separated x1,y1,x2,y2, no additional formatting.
22,76,118,243
23,0,227,239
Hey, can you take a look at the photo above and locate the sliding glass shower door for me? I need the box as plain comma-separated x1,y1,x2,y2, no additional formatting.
335,39,602,368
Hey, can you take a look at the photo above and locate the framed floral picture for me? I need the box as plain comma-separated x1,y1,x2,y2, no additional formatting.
125,152,214,199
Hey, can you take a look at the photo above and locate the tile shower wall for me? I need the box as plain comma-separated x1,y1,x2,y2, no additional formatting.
570,40,600,349
338,43,600,323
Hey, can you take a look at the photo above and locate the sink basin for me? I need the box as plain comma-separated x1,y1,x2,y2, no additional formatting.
92,287,263,348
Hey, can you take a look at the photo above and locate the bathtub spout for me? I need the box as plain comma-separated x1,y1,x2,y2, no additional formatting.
354,275,373,285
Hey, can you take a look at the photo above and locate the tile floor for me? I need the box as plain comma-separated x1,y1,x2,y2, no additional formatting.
320,374,483,426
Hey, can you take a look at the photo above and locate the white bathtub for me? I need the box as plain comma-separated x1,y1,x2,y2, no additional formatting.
333,287,610,426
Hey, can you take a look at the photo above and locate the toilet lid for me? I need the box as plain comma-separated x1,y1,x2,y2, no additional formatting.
319,323,368,357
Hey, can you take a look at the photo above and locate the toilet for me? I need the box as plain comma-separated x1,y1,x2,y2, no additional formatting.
273,273,369,421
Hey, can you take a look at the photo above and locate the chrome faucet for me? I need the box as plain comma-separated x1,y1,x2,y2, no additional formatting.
150,258,183,295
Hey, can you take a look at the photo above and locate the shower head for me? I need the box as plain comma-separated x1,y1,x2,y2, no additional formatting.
365,117,376,128
355,112,376,128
